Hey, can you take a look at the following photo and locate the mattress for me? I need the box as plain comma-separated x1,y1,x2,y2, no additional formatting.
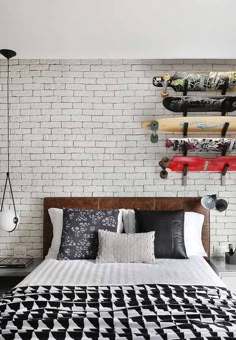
3,257,236,340
19,256,224,287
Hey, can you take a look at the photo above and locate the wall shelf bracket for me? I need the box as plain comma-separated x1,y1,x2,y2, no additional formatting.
183,122,189,137
221,79,229,95
182,102,188,117
183,79,188,96
221,163,229,186
182,164,188,186
221,144,228,156
221,122,229,137
183,143,188,156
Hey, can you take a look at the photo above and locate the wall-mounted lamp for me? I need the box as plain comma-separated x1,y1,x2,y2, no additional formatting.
0,49,19,232
201,194,228,212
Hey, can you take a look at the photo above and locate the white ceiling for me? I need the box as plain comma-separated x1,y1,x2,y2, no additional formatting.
1,0,236,59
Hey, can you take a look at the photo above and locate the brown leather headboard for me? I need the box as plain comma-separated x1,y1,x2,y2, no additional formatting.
43,197,210,258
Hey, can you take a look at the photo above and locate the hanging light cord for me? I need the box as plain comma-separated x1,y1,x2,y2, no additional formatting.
0,53,18,229
7,58,10,174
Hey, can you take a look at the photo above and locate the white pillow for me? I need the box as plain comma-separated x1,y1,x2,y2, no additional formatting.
96,230,155,263
122,209,136,233
184,212,207,257
46,208,63,259
46,208,124,259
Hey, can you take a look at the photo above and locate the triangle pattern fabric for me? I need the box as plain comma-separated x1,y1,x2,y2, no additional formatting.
0,284,235,339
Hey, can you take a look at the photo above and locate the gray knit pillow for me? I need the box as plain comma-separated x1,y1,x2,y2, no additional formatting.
96,230,155,263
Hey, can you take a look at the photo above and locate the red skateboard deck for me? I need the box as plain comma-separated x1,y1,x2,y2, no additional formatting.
163,156,236,172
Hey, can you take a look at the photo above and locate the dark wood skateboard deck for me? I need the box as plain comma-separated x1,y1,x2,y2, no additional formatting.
163,96,236,113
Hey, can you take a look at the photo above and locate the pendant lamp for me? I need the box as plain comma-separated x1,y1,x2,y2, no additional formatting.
0,49,19,232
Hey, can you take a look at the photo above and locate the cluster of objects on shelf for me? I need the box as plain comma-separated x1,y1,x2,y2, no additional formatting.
142,71,236,187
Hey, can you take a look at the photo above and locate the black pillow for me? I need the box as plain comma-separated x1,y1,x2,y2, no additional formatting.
57,208,120,260
135,209,187,259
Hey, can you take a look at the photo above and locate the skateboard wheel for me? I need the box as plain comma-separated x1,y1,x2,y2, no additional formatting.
159,157,170,167
160,170,168,179
163,73,170,81
161,90,169,98
149,120,159,132
150,133,158,143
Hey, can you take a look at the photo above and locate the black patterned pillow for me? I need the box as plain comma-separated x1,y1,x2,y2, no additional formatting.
57,208,120,260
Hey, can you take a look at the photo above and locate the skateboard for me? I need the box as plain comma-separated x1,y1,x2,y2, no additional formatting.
153,72,236,97
142,116,236,143
163,96,236,113
165,138,236,153
159,155,236,179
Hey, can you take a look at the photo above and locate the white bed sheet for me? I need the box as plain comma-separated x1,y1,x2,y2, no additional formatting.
19,256,224,287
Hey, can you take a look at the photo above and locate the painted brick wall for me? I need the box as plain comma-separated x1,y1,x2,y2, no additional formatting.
0,59,236,258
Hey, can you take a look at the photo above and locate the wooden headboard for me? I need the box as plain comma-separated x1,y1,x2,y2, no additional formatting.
43,197,210,258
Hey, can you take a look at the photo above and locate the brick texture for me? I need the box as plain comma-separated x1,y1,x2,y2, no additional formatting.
0,59,235,257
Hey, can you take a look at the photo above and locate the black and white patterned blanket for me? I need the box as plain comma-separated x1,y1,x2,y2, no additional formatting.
0,284,236,339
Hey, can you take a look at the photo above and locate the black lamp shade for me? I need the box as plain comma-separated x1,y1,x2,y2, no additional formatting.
0,49,17,59
215,199,228,212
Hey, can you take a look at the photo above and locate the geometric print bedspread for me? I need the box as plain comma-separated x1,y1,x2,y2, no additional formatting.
0,284,236,340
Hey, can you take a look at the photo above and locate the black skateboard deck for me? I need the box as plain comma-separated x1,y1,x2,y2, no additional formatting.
163,96,236,113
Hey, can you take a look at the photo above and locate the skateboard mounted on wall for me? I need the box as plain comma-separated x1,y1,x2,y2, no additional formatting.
163,96,236,115
165,138,236,155
142,116,236,143
153,71,236,97
159,155,236,186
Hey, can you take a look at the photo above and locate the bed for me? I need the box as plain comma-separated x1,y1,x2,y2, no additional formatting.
0,197,236,340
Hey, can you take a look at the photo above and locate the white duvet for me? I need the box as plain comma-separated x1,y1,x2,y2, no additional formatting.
19,256,224,287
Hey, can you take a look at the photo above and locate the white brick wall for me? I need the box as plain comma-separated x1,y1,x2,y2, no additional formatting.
0,59,236,257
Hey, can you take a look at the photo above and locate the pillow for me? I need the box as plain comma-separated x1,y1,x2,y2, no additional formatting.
184,212,206,257
123,209,206,257
135,209,187,259
96,230,155,263
122,209,136,233
46,208,63,259
47,208,123,259
57,208,123,260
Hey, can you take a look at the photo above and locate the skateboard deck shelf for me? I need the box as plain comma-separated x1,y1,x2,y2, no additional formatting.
147,70,236,185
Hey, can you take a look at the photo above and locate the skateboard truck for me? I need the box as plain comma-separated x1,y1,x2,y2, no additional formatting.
221,122,229,137
161,73,170,97
149,120,159,143
221,163,229,186
182,164,188,186
159,157,169,179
